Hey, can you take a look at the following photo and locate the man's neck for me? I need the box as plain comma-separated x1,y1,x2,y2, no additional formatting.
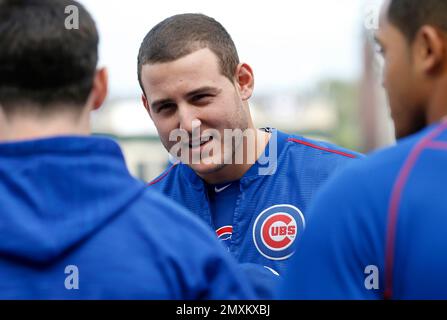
198,129,272,184
0,112,90,142
427,78,447,125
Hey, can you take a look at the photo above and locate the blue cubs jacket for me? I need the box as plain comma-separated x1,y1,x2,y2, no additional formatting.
280,120,447,299
0,136,255,299
149,129,362,290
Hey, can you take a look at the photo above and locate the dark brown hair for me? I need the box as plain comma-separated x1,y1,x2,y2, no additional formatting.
137,13,240,95
388,0,447,43
0,0,99,113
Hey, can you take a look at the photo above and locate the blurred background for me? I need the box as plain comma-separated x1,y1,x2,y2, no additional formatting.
79,0,394,181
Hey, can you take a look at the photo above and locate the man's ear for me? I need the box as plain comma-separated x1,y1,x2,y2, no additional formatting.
235,63,254,101
87,67,108,111
141,94,153,119
414,26,445,76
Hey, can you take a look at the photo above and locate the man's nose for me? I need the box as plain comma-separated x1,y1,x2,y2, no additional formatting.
178,105,201,134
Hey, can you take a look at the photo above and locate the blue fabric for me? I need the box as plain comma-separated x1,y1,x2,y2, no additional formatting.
280,121,447,299
150,129,362,298
0,136,255,299
206,181,240,250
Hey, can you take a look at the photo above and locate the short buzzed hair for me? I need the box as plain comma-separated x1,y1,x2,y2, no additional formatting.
137,13,240,95
0,0,99,114
388,0,447,43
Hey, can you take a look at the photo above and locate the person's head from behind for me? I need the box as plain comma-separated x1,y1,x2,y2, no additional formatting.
0,0,107,140
138,13,256,179
376,0,447,139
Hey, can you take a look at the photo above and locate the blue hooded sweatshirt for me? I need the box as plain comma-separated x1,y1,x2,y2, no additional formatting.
0,136,254,299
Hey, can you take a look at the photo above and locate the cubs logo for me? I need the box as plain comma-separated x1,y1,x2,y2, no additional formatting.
216,225,233,241
253,204,305,260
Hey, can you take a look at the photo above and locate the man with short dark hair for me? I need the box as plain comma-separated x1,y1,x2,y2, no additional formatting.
0,0,254,299
138,13,361,295
280,0,447,299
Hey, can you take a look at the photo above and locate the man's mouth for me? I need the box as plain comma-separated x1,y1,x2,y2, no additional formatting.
188,136,214,149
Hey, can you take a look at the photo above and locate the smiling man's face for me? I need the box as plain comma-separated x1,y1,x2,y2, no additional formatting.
141,47,253,177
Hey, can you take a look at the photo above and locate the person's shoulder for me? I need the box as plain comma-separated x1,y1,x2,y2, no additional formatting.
301,131,429,261
283,131,363,160
124,187,218,246
276,131,362,177
147,160,182,189
102,185,254,299
316,131,424,200
132,187,199,226
351,128,425,174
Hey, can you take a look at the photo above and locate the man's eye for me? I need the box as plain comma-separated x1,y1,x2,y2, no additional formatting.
157,104,175,113
192,94,212,102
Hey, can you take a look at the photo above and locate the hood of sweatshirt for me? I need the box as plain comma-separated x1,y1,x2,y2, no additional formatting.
0,136,146,265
